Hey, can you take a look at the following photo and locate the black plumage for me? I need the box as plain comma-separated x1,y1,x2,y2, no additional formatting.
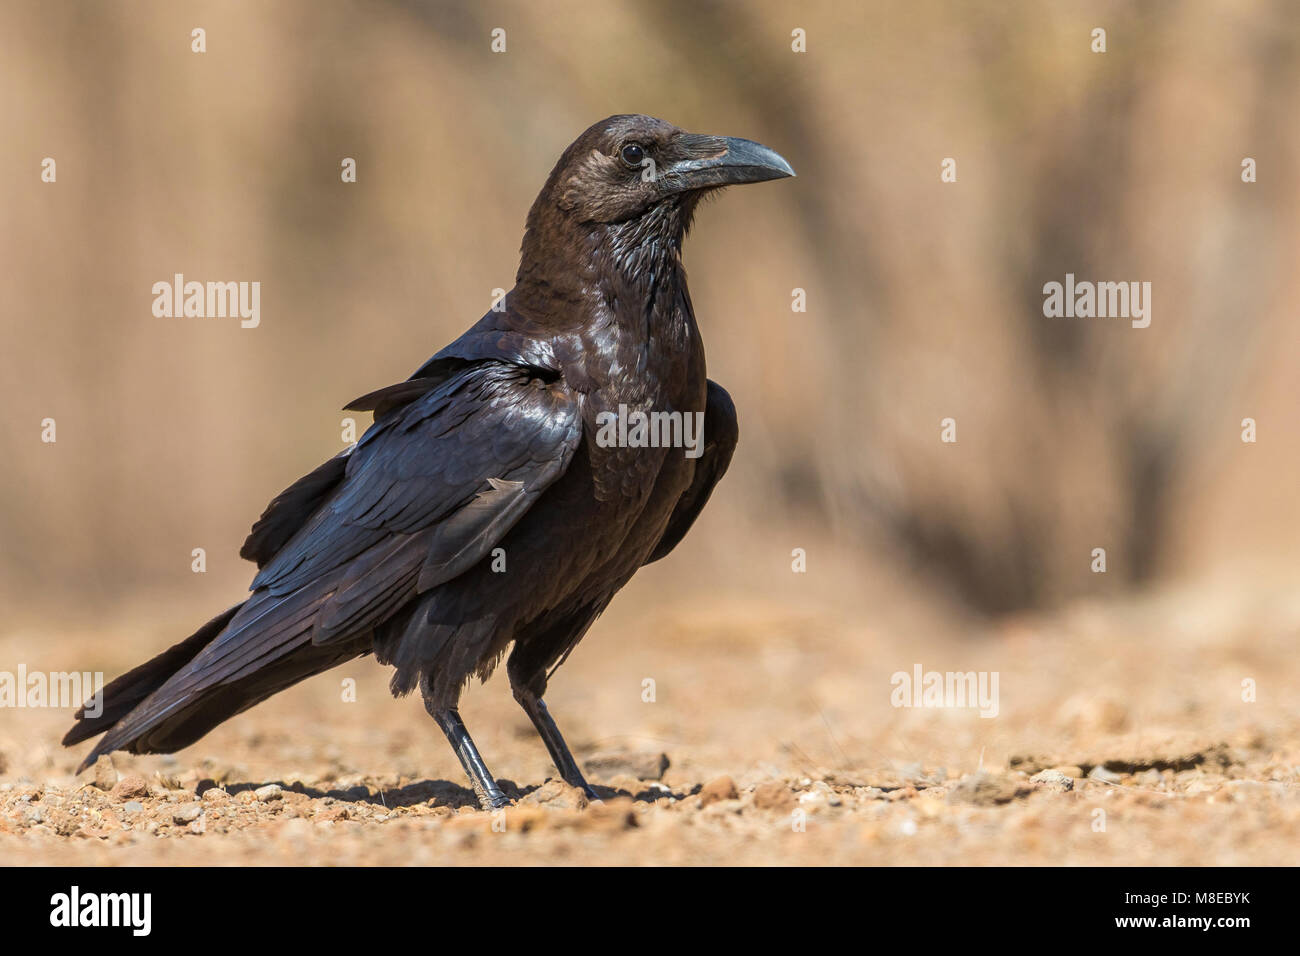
65,114,793,808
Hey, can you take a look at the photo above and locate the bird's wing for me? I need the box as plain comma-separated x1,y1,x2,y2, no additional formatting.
240,451,351,569
644,380,738,564
78,361,583,759
238,364,478,570
247,360,583,644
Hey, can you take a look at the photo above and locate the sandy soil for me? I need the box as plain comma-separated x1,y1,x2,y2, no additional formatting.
2,563,1298,866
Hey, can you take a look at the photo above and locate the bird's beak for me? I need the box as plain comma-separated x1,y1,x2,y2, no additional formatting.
662,134,796,191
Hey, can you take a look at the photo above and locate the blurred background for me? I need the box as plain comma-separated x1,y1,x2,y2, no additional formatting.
1,0,1298,864
3,0,1298,618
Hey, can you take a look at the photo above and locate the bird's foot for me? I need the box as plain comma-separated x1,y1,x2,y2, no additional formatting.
476,785,512,812
566,778,603,805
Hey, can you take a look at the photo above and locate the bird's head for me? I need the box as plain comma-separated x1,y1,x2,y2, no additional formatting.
514,114,793,313
541,114,795,227
512,113,795,314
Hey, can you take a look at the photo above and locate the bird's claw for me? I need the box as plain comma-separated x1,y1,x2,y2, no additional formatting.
572,781,603,804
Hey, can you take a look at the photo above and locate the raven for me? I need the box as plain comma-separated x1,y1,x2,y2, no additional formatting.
65,115,794,809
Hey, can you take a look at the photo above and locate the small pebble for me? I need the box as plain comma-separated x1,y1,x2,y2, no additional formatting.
1087,765,1123,784
111,775,149,801
1030,769,1074,792
92,756,118,792
171,803,203,824
698,776,738,807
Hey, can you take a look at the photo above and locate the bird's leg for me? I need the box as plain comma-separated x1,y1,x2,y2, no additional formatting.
429,705,509,811
513,687,601,801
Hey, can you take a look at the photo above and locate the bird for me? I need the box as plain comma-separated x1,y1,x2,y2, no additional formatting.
64,114,794,809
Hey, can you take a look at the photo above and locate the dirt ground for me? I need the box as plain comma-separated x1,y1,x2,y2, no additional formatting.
2,551,1298,866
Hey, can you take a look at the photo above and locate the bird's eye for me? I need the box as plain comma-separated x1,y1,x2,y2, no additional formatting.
620,143,646,167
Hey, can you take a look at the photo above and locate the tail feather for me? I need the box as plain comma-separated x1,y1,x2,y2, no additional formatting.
77,639,369,771
65,597,370,773
62,604,243,749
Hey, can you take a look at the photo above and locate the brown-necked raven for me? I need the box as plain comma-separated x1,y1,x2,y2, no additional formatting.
64,115,794,809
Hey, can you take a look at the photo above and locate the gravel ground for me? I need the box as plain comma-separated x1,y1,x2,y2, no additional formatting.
3,570,1298,865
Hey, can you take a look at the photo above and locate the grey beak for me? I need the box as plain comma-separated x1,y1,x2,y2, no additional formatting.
664,135,796,191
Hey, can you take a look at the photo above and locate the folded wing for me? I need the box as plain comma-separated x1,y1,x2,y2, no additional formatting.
77,361,582,764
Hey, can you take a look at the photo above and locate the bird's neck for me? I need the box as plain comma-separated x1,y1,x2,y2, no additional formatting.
513,200,695,333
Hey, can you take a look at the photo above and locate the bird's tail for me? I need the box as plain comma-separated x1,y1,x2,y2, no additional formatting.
63,597,370,773
63,603,244,763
